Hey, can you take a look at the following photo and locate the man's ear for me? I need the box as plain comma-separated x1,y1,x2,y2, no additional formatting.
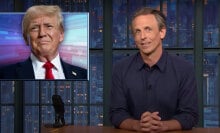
160,27,166,40
59,31,64,42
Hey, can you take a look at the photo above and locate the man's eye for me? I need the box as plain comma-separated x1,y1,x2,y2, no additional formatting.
145,27,152,32
47,25,53,29
135,30,140,35
30,27,39,31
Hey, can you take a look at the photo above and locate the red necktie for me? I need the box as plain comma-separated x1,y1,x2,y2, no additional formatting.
43,61,54,79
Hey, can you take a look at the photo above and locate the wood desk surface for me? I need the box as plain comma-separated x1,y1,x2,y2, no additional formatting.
41,125,220,133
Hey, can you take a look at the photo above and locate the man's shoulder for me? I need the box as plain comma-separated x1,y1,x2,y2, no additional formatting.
114,53,138,67
0,58,33,79
167,53,194,73
112,53,139,76
168,54,193,66
61,61,87,80
0,63,18,71
62,61,86,71
0,59,30,70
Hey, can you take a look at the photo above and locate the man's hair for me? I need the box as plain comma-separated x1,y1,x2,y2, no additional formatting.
131,7,166,32
22,5,64,44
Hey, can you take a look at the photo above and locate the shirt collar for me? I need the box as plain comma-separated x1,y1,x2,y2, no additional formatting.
136,50,167,72
136,52,146,70
155,50,167,72
30,53,63,72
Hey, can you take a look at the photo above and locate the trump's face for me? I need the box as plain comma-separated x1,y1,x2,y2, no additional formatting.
28,15,64,61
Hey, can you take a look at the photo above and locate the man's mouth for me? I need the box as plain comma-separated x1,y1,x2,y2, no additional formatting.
141,42,151,46
38,40,50,44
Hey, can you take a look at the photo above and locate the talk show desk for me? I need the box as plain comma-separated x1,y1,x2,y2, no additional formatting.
41,125,220,133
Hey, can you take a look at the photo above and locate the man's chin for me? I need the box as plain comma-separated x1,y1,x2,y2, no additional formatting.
35,51,54,57
141,50,153,56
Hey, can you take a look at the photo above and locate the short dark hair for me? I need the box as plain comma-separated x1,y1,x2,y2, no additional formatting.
131,7,166,31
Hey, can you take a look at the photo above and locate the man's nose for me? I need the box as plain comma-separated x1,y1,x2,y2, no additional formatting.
39,26,47,37
141,31,147,39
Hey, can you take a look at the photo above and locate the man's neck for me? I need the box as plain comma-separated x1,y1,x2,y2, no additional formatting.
141,48,162,67
34,53,58,62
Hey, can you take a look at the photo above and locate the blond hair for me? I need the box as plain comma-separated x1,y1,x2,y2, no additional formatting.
22,5,64,44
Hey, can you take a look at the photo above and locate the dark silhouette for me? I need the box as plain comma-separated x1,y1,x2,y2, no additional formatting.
52,94,65,127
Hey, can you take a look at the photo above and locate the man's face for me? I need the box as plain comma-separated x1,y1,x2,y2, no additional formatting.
28,15,64,59
132,14,166,56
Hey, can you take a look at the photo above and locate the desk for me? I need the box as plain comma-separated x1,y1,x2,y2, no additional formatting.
41,125,220,133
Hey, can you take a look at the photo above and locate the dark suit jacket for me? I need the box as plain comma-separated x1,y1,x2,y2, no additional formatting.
0,58,87,80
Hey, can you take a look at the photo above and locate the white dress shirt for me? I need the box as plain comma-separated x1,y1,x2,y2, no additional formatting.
30,53,66,79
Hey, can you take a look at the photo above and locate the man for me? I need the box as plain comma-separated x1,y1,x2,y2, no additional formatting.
109,7,198,132
0,5,87,80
